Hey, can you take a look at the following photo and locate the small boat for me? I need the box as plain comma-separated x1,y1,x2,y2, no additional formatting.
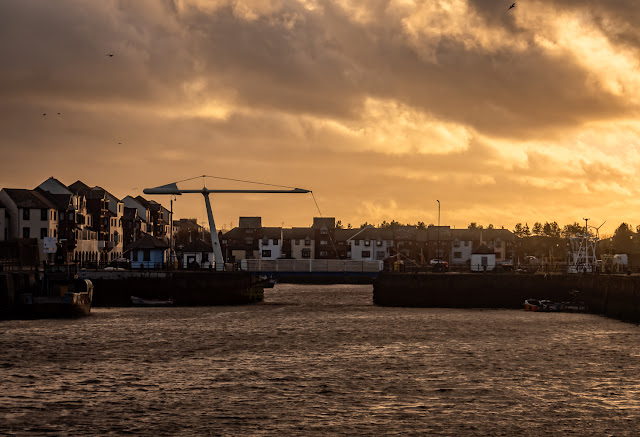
562,302,588,312
539,300,563,312
130,296,175,306
523,298,541,311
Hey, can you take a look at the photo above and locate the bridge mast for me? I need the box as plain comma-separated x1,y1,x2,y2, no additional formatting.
143,182,310,271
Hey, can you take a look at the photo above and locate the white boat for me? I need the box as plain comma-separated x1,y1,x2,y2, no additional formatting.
130,296,175,306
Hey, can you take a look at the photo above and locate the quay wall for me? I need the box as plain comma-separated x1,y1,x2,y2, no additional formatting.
0,271,37,317
373,273,640,323
86,271,263,306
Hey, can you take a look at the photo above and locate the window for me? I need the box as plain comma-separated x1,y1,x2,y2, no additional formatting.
143,249,151,261
245,238,254,245
319,250,328,257
273,239,278,245
454,240,460,247
39,209,47,221
60,211,65,220
387,240,393,246
320,229,328,235
320,240,328,245
365,240,371,246
376,240,382,246
454,251,462,259
464,241,469,246
40,228,48,239
302,248,311,258
376,251,385,260
262,250,272,257
133,251,139,261
355,240,360,246
202,253,209,262
23,209,30,220
295,239,300,245
304,239,311,246
22,227,30,238
362,250,371,257
53,229,56,237
246,229,254,234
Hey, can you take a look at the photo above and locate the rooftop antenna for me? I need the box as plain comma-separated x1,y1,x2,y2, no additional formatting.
144,175,310,271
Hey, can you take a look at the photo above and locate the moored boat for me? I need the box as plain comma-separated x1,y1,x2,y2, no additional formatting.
524,298,541,311
20,263,93,317
130,296,175,306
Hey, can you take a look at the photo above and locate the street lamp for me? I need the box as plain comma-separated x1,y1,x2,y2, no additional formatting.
437,200,440,262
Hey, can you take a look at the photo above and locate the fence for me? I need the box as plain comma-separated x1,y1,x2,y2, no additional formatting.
240,259,384,273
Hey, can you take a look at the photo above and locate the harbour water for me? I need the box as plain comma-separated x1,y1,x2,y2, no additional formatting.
2,284,640,435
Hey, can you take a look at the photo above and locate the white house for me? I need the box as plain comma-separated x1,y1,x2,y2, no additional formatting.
349,227,392,261
258,227,282,260
182,240,214,269
470,244,496,272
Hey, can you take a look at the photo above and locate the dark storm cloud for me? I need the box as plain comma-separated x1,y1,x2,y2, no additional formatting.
2,0,638,141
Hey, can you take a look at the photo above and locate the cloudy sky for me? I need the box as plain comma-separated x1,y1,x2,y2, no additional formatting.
1,0,640,234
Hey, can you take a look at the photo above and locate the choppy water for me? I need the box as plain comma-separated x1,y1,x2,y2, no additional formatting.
1,284,640,436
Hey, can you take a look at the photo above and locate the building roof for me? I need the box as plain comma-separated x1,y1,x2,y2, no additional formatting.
334,228,361,242
92,186,121,203
182,240,213,252
288,227,315,239
34,189,74,211
2,189,55,209
130,234,169,249
68,180,104,199
173,218,202,230
239,217,262,228
260,227,282,240
451,228,517,242
472,244,495,254
312,217,335,230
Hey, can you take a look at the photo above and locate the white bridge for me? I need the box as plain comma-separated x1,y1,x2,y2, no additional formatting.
240,259,384,274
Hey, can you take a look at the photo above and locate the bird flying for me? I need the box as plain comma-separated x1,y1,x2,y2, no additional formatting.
508,3,515,9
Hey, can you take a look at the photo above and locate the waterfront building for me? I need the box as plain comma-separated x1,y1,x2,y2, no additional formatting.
288,227,316,260
348,227,393,261
122,196,151,234
220,217,262,263
129,234,169,269
0,188,58,260
311,217,337,259
258,227,283,260
35,178,101,265
470,244,497,271
0,200,6,241
181,239,213,269
334,228,359,260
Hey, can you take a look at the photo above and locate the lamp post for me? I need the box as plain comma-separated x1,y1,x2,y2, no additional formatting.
437,200,440,263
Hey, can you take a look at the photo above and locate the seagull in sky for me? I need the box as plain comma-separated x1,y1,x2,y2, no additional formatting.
508,3,515,9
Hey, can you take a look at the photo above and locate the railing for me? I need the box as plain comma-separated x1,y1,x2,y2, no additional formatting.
240,259,384,273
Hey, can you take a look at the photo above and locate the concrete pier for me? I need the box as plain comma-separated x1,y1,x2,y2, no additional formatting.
87,271,264,306
373,273,640,323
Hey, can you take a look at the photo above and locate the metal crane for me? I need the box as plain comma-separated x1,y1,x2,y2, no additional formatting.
143,178,310,270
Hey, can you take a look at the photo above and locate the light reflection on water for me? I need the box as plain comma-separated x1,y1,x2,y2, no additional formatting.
1,283,640,435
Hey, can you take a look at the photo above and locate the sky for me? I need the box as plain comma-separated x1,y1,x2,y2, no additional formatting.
1,0,640,235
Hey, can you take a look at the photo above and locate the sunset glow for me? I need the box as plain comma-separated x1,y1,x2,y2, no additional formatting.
2,0,639,234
